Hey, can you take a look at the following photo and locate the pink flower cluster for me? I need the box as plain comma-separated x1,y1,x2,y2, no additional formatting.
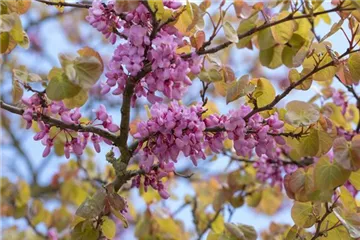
91,1,202,105
224,105,285,159
131,101,288,197
253,147,297,188
131,153,175,199
331,88,348,114
21,94,118,158
86,0,122,44
134,101,206,166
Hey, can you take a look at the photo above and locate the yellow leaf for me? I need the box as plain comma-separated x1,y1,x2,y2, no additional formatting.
270,11,295,44
248,78,276,108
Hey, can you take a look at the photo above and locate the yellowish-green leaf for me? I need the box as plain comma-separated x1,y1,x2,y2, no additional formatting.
63,89,88,109
46,68,81,101
198,68,222,82
71,220,100,240
0,32,10,53
284,100,320,127
259,44,283,69
348,51,360,84
101,216,116,239
236,15,257,48
9,13,29,49
223,22,239,43
322,102,351,131
248,78,275,108
271,11,295,44
349,169,360,190
226,75,254,104
60,52,103,90
314,156,351,191
303,53,337,82
291,202,316,228
15,180,30,207
258,27,276,50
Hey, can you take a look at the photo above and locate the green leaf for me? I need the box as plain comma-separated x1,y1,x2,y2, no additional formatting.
226,75,255,104
349,169,360,190
75,188,106,219
288,68,312,91
223,22,239,43
198,68,222,82
101,216,116,239
258,27,276,50
0,32,10,53
9,13,29,49
236,16,257,48
314,156,351,190
60,54,102,90
46,68,82,101
281,33,308,68
15,180,30,207
71,220,100,240
284,100,320,127
348,51,360,84
270,11,295,44
291,202,316,228
60,180,88,206
259,44,283,69
63,89,88,109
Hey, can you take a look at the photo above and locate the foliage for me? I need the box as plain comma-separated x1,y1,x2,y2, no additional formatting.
1,0,360,239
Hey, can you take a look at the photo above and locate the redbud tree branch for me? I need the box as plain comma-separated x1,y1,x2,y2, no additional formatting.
185,4,356,58
34,0,91,9
0,100,118,142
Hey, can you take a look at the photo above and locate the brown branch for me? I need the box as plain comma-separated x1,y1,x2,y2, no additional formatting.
243,48,360,121
196,208,222,240
25,215,48,239
34,0,91,9
183,5,356,58
2,114,37,183
0,100,118,142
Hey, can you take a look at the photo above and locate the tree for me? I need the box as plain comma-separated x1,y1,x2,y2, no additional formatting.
1,0,360,239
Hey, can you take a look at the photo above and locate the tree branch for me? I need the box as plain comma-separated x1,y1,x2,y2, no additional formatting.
34,0,91,9
183,5,356,58
0,100,118,142
196,208,222,240
2,113,37,183
243,48,360,121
